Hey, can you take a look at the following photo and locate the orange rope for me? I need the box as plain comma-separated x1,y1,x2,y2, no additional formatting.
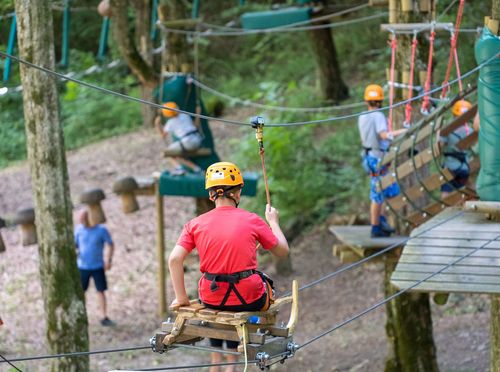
421,29,435,114
388,34,397,132
440,0,465,99
404,34,418,127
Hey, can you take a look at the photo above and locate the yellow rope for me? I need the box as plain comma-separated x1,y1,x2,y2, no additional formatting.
242,323,248,372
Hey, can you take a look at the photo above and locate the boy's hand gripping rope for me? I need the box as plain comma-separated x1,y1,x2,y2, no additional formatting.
251,116,271,206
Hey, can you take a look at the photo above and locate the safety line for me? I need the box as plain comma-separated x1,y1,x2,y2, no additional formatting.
298,228,500,350
0,353,22,372
0,50,495,128
282,210,465,297
198,3,370,34
190,77,366,112
158,13,387,37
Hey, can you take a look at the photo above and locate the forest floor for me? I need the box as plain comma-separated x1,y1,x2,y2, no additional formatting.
0,109,491,371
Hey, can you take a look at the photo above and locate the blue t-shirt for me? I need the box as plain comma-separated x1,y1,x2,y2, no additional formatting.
75,224,113,270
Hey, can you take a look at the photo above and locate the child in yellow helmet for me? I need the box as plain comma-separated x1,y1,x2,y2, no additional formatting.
169,162,289,364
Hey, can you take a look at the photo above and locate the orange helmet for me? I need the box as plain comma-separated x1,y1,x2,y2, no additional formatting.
162,102,179,118
452,99,472,116
364,84,384,101
205,162,244,189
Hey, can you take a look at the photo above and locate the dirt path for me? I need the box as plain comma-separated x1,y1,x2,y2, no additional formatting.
0,114,490,371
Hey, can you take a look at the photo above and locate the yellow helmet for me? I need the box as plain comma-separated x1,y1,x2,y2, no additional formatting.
162,101,179,118
452,99,472,117
205,162,244,189
364,84,384,101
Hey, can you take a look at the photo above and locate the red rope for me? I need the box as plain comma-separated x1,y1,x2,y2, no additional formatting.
440,0,465,99
421,30,436,114
388,34,397,132
404,35,418,126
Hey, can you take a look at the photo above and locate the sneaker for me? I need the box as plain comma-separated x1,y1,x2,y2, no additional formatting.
100,317,116,327
170,166,186,176
371,225,391,238
379,216,396,234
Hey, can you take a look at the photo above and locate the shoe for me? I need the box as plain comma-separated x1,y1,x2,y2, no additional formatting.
170,166,186,176
100,317,116,327
371,225,391,238
379,216,396,234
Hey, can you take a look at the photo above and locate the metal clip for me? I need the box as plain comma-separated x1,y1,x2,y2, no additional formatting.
255,352,270,370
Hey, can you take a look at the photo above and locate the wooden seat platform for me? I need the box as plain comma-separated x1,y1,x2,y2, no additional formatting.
163,147,212,158
391,207,500,294
151,280,299,364
329,225,407,263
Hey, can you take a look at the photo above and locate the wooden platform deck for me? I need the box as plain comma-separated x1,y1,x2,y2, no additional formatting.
391,207,500,294
329,225,408,262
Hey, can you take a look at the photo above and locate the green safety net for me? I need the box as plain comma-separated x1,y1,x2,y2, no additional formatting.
474,27,500,201
241,7,311,30
159,172,259,197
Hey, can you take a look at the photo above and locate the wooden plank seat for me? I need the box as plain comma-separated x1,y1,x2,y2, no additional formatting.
163,147,212,158
329,225,407,262
391,207,500,294
151,281,299,362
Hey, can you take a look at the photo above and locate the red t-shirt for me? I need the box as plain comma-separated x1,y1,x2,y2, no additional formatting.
177,206,278,306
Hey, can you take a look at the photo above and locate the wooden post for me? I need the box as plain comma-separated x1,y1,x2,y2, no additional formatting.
389,0,397,24
154,173,167,317
492,294,500,372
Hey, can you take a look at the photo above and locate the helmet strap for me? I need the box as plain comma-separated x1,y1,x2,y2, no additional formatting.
210,185,242,208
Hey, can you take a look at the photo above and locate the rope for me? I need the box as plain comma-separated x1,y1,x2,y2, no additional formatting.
387,33,397,132
0,353,22,372
0,346,151,364
421,28,436,114
0,50,496,128
252,118,271,205
299,228,500,350
440,0,465,99
158,12,388,37
191,77,367,112
404,33,418,127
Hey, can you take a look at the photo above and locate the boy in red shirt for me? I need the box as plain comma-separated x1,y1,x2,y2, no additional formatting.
169,161,289,370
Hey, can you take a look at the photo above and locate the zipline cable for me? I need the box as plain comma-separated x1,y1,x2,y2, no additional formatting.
0,353,22,372
0,50,496,128
282,210,465,297
298,229,500,350
158,12,388,37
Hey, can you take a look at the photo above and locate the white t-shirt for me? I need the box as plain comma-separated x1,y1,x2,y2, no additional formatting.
358,111,390,158
164,113,198,139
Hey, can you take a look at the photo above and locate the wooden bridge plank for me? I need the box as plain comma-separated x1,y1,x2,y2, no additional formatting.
439,105,478,136
398,254,500,266
416,229,499,240
391,280,500,294
401,246,500,258
392,271,500,285
329,225,407,250
394,262,500,276
456,131,478,151
406,237,493,248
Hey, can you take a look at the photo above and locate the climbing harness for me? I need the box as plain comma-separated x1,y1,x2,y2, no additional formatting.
387,32,397,132
403,32,418,128
251,116,271,206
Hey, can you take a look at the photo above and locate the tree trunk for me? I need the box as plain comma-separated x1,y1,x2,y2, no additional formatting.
492,295,500,372
308,22,349,102
493,0,500,22
158,0,192,73
133,0,157,127
384,255,438,372
14,1,89,371
110,0,158,127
